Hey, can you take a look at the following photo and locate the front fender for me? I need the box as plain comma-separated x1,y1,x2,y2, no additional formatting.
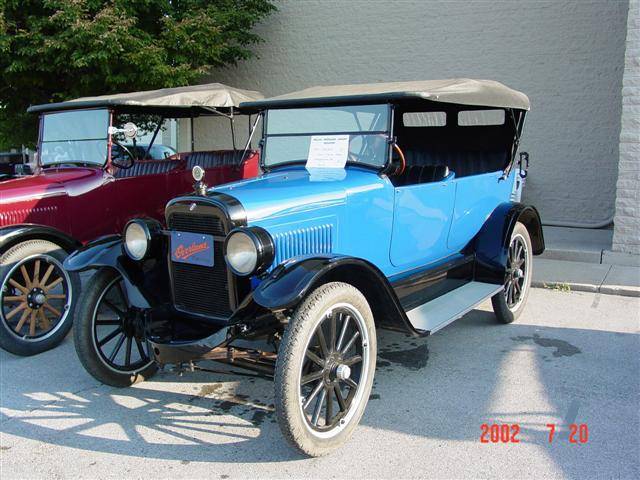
64,235,122,272
253,255,346,310
64,236,151,308
234,254,420,335
0,224,80,254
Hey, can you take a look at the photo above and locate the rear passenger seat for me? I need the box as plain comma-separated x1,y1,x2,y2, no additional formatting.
114,159,181,178
402,149,507,178
184,150,254,170
113,150,257,178
393,165,450,187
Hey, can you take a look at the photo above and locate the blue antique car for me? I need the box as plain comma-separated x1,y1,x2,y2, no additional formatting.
66,79,544,456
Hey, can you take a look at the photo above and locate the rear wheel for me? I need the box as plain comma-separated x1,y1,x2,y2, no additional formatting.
74,268,157,387
492,222,533,323
275,282,376,457
0,240,79,356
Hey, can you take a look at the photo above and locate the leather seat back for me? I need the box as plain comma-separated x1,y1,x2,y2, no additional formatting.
402,148,506,178
114,159,181,178
184,150,255,170
113,150,257,179
394,164,450,187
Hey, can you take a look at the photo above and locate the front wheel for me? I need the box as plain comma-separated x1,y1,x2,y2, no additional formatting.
73,268,157,387
275,282,376,457
0,240,79,356
492,221,533,323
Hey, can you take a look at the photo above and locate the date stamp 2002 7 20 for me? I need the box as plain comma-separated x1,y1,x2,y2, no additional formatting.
480,423,589,444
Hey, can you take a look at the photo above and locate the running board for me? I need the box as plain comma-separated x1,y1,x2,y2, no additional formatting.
406,281,503,335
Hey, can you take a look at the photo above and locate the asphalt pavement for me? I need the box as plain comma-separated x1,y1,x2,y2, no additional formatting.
1,288,639,479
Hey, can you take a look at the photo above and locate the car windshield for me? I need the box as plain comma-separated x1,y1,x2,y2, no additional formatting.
40,109,109,166
111,144,177,162
263,104,390,168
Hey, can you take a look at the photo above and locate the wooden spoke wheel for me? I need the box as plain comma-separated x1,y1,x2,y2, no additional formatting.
298,306,367,433
1,254,71,341
73,268,157,387
491,222,533,324
91,275,153,373
505,233,529,309
275,282,376,457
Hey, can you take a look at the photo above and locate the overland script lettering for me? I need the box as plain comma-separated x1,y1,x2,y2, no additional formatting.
173,241,209,261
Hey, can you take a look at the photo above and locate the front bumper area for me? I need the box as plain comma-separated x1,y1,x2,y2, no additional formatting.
149,323,278,377
145,299,279,375
149,326,230,365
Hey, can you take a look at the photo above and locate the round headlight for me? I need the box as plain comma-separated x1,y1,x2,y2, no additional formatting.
224,227,275,277
124,221,150,261
225,230,258,275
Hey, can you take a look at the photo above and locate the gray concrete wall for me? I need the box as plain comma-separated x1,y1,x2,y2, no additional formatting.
207,0,629,225
612,0,639,255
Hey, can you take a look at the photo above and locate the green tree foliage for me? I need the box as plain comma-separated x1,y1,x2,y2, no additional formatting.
0,0,275,149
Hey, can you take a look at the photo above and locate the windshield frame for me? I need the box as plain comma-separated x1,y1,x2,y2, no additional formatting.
260,103,393,172
37,107,113,169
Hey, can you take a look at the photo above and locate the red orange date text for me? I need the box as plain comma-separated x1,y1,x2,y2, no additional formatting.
480,423,589,444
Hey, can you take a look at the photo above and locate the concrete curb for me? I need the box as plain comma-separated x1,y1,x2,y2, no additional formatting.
532,258,640,298
532,281,639,297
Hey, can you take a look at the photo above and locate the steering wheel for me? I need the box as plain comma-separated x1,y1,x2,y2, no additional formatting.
390,143,406,176
111,140,136,170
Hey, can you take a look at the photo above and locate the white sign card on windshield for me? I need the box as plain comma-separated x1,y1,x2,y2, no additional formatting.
306,135,349,169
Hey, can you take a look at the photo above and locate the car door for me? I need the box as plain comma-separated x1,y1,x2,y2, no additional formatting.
63,168,120,243
109,160,180,231
446,170,513,252
389,173,456,269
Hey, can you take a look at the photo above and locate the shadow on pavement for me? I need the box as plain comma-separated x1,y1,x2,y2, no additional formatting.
1,293,638,476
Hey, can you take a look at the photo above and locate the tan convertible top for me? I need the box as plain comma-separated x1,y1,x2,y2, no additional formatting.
242,79,530,111
28,83,265,115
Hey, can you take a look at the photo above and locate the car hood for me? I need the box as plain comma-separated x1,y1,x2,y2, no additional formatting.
211,166,386,221
0,167,103,204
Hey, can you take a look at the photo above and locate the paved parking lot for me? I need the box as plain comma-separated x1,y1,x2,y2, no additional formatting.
1,288,638,479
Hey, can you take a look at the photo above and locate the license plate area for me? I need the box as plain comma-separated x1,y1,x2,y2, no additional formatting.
170,231,214,267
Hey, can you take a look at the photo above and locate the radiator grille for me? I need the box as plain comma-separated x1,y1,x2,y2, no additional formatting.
168,210,231,318
273,224,334,266
168,213,225,237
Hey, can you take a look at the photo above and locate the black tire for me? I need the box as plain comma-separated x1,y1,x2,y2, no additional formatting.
275,282,376,457
74,267,157,387
0,239,79,356
492,222,533,324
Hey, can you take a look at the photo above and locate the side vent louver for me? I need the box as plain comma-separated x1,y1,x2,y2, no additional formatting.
0,206,58,227
272,224,334,266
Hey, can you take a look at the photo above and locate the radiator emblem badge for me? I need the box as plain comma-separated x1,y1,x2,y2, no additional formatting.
189,203,196,211
170,231,214,267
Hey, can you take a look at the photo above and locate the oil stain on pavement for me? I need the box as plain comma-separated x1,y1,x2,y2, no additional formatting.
188,381,276,426
511,333,581,357
379,344,429,370
185,337,430,428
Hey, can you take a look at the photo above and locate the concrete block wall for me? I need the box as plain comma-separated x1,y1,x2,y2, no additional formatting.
205,0,629,226
612,0,640,255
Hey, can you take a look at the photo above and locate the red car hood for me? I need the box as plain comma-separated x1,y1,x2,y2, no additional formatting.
0,167,104,204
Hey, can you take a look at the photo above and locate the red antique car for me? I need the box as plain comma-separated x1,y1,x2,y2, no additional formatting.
0,83,263,356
